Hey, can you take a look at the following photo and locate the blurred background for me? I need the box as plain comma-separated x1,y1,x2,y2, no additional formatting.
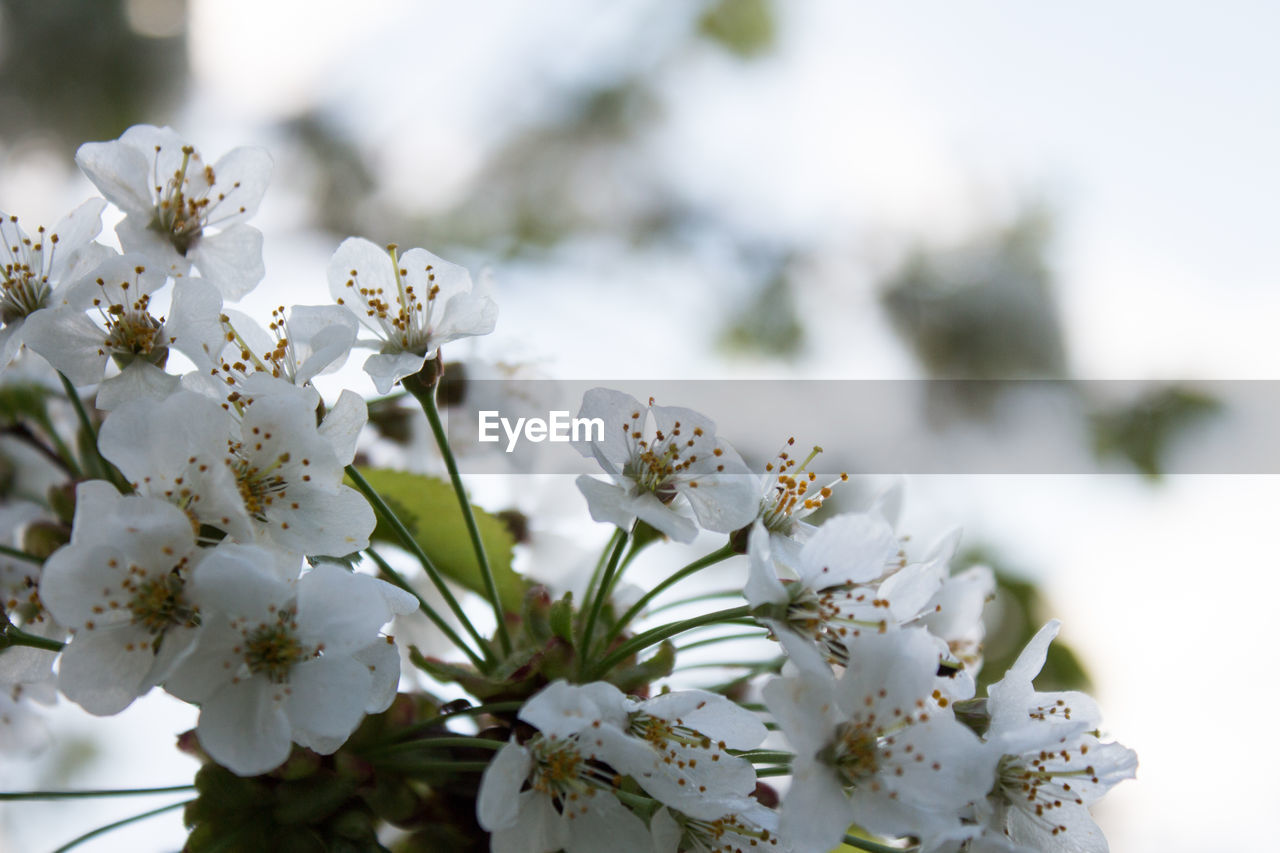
2,0,1277,849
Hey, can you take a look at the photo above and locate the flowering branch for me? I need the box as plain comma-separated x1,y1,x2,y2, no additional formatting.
364,546,488,670
579,525,630,672
346,464,496,669
603,541,737,644
405,370,512,656
589,604,753,678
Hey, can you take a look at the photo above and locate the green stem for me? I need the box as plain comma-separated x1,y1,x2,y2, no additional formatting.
578,528,630,674
673,630,769,654
0,622,64,653
747,758,788,773
390,700,525,743
369,759,491,774
589,605,753,679
51,799,191,853
57,372,105,480
363,736,505,760
0,543,42,565
843,833,914,853
648,588,744,616
605,543,737,644
346,465,495,669
365,547,487,671
732,750,793,764
410,381,511,656
0,784,194,801
581,528,624,618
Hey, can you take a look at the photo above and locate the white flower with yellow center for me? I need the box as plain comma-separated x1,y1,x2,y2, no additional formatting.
520,680,768,821
0,198,111,369
756,439,848,561
972,621,1136,853
39,481,205,715
23,253,224,409
478,732,653,853
763,629,994,851
99,382,374,559
572,389,758,543
163,553,415,776
76,125,272,299
650,804,789,853
327,237,497,393
746,516,931,673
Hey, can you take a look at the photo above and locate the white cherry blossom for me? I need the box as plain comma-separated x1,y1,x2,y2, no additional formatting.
99,383,374,558
183,303,358,398
23,253,224,409
327,237,497,393
0,199,111,369
573,389,758,543
39,482,205,715
76,125,271,299
477,736,653,853
520,680,768,821
164,552,415,775
763,629,994,851
973,621,1137,852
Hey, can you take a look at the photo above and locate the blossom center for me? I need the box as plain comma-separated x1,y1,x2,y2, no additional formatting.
127,572,198,635
821,719,881,786
620,412,702,501
1,221,53,325
337,245,439,354
228,449,291,519
242,614,306,683
150,146,209,256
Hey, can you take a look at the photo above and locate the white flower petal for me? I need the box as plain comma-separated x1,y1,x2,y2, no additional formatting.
477,741,532,831
285,654,371,743
190,225,265,300
196,678,292,776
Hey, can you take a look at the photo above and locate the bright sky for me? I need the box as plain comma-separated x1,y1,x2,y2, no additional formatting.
5,1,1277,849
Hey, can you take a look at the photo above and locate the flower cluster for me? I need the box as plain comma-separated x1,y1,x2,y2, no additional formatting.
0,127,1134,853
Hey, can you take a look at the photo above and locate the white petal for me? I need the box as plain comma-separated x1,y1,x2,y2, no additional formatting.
744,522,788,607
297,563,396,651
571,387,643,465
318,390,366,465
477,741,532,831
94,361,180,411
800,512,900,586
285,654,371,743
75,138,154,215
575,475,638,531
354,639,401,713
778,760,856,853
362,350,428,394
57,624,157,715
196,677,292,776
208,146,272,223
191,544,294,624
638,690,767,750
190,225,265,300
518,680,629,738
21,308,108,385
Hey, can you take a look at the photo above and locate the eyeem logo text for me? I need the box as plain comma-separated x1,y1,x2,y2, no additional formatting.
478,411,605,452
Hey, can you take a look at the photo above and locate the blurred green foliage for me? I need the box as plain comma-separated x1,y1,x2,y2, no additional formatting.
354,468,525,611
881,209,1067,382
0,0,187,154
1091,384,1220,480
962,546,1091,695
698,0,776,58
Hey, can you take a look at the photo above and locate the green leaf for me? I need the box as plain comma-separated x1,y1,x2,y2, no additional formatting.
353,468,523,611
